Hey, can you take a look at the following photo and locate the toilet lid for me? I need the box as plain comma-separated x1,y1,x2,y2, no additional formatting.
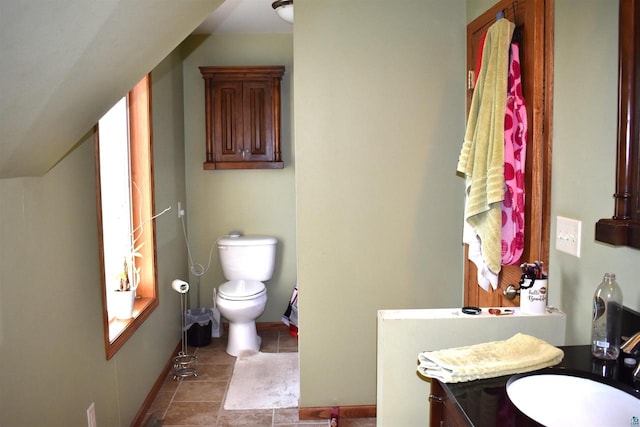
218,280,266,300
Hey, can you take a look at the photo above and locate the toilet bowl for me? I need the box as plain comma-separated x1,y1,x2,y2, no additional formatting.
216,279,267,356
215,233,277,356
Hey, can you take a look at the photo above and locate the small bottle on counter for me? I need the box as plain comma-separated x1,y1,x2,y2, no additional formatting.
591,273,623,360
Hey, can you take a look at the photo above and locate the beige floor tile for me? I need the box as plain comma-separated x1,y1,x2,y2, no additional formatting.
174,381,227,402
196,337,229,351
182,363,233,382
278,334,298,352
273,408,300,424
260,331,280,353
147,390,174,417
273,408,329,425
216,409,274,426
141,411,164,427
163,401,220,425
146,328,375,427
159,374,181,392
195,347,236,365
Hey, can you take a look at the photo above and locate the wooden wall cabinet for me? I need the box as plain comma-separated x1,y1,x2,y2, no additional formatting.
199,66,285,170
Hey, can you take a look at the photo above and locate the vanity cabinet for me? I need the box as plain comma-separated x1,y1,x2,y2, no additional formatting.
429,380,471,427
428,346,640,427
199,66,285,170
430,376,542,427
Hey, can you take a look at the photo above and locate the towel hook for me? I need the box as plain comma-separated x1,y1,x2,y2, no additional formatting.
497,2,518,23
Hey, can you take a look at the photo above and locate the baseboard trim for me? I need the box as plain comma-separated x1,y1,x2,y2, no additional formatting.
221,321,288,333
299,405,377,420
131,341,181,427
256,321,289,332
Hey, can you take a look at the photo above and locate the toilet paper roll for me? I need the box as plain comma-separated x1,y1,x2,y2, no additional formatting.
171,279,189,294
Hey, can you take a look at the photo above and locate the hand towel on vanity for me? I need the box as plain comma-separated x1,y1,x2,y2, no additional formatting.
417,333,564,383
457,18,515,286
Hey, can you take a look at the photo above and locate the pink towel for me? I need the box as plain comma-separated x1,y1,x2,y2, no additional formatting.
501,43,527,265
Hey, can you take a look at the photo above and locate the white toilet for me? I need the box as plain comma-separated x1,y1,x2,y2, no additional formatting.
215,232,277,356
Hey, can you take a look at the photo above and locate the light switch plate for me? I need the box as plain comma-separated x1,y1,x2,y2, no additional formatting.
556,216,582,257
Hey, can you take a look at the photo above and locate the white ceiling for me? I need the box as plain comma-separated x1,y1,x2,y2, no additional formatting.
194,0,293,34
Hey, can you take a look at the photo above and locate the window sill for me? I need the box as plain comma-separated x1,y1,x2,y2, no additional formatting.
106,296,157,359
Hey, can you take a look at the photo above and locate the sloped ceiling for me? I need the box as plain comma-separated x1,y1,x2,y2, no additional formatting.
0,0,224,178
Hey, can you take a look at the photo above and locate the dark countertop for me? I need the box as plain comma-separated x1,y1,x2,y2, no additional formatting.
439,345,640,427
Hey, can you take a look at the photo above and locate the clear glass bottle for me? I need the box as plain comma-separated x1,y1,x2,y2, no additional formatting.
591,273,623,360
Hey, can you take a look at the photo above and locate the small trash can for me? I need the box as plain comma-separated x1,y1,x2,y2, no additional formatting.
185,307,214,347
281,285,299,337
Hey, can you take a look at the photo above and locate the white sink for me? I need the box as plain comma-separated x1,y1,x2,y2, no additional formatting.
507,372,640,426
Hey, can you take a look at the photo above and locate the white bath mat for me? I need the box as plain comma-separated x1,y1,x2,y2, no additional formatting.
224,351,299,410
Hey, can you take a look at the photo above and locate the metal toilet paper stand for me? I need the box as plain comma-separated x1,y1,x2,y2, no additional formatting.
172,280,197,380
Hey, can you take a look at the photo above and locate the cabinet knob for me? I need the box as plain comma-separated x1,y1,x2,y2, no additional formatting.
428,394,444,403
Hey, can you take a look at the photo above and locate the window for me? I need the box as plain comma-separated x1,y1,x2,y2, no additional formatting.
95,74,159,359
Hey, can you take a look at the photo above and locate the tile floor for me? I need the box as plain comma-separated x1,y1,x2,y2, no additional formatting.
143,329,376,427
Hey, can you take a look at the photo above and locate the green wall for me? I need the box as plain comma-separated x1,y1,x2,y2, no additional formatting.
295,0,466,407
294,0,640,409
0,50,189,426
549,0,640,342
3,1,638,424
181,34,297,321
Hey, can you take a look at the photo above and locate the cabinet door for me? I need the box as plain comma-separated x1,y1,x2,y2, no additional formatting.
242,80,275,162
464,0,553,307
429,380,471,427
213,81,244,162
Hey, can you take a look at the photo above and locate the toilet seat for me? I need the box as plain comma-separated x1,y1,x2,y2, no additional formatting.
218,279,266,301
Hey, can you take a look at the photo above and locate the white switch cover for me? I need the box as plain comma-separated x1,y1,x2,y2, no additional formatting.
556,216,582,257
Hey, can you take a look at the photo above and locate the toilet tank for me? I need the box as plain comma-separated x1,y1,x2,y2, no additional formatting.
217,233,278,281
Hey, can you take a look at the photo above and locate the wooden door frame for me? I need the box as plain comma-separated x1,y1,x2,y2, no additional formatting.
463,0,554,307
